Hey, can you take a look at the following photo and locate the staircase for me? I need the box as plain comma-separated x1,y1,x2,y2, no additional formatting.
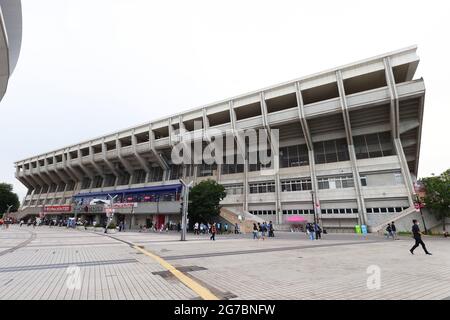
219,207,263,233
8,207,41,221
368,207,416,233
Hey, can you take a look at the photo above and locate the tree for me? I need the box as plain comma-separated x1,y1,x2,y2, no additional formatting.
188,179,226,226
420,169,450,232
0,183,20,217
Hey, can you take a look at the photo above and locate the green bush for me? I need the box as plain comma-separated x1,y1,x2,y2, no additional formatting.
94,223,103,228
107,222,117,229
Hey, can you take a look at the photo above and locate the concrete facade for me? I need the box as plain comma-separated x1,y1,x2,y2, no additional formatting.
14,46,426,232
0,0,22,101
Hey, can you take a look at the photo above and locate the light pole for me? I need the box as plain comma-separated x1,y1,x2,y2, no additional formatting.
415,194,428,235
310,191,318,225
105,194,118,233
179,179,193,241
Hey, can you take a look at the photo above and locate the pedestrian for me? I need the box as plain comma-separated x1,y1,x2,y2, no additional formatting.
20,219,24,227
259,222,265,241
217,222,221,235
391,221,397,240
224,223,228,234
269,221,274,237
235,223,239,234
252,223,258,240
194,222,199,235
210,223,216,241
410,219,432,255
307,223,315,240
315,223,322,240
260,222,266,239
386,223,393,239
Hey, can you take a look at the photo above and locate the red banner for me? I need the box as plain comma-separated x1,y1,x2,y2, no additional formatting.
43,205,72,213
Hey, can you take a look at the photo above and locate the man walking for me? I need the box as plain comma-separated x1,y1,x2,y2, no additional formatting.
410,219,432,255
314,223,322,240
386,223,393,239
268,221,274,237
307,223,315,240
210,223,217,241
391,221,398,240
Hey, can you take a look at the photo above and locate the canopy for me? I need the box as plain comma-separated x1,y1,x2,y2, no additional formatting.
286,216,308,223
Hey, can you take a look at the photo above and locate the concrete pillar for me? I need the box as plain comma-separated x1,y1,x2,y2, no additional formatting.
336,70,367,225
384,57,415,207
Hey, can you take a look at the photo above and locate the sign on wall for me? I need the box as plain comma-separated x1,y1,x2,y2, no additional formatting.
43,205,72,213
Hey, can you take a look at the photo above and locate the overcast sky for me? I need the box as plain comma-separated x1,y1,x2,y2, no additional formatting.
1,0,449,200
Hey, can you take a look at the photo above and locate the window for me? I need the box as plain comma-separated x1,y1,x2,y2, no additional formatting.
197,163,217,177
249,181,275,193
222,154,245,174
366,207,399,214
132,170,146,184
394,173,403,185
318,176,354,189
354,132,393,159
148,166,164,182
249,150,273,172
224,184,244,195
360,176,367,186
117,173,131,185
104,174,116,187
279,144,309,168
81,178,91,190
93,176,103,188
314,138,349,164
169,165,183,180
281,178,312,192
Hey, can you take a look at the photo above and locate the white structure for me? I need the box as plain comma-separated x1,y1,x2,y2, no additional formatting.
15,46,427,232
0,0,22,101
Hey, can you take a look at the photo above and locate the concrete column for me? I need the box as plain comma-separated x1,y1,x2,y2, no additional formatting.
132,129,151,179
384,57,415,207
295,82,322,224
260,92,280,221
336,70,367,225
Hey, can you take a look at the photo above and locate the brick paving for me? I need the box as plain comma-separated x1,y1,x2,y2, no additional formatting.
0,225,449,300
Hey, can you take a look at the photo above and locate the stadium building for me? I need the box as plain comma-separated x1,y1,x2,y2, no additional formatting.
0,0,22,102
14,46,426,232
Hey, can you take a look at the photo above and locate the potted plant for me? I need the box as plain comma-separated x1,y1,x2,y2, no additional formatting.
106,222,117,233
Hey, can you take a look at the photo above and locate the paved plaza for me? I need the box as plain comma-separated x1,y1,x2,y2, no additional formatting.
0,225,449,300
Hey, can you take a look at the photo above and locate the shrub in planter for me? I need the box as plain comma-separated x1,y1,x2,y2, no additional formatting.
107,222,117,229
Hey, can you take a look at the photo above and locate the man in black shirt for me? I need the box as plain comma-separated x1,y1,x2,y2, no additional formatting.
410,219,432,255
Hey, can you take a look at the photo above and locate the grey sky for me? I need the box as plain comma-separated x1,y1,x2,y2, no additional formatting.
1,0,449,200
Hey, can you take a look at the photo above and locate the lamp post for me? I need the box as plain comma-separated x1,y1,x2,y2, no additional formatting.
310,191,318,225
415,194,428,235
179,179,193,241
105,194,118,233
